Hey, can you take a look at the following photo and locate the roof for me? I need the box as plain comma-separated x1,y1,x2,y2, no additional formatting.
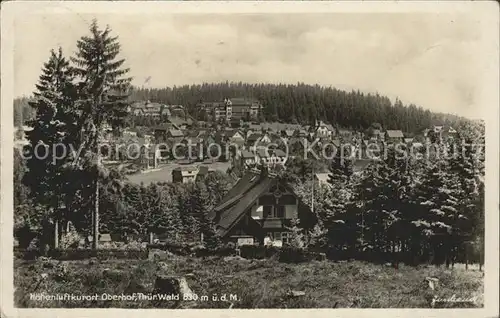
260,122,301,132
161,108,171,117
248,124,262,131
186,130,201,138
338,128,351,134
353,159,372,172
168,129,184,137
226,130,243,138
154,123,180,131
386,130,404,138
212,173,275,236
197,166,209,175
173,165,199,172
228,97,260,105
256,148,269,158
169,116,191,127
143,107,162,114
212,172,313,237
247,133,262,142
273,149,287,157
241,150,255,159
316,121,334,131
87,233,112,242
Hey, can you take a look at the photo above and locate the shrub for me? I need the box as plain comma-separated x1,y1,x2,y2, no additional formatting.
278,246,323,263
214,244,237,257
240,245,280,259
240,245,266,259
264,245,281,258
45,248,148,260
59,228,82,249
147,242,192,256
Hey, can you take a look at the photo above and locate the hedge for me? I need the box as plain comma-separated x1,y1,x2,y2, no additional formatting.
147,242,195,256
239,245,281,259
193,245,237,257
279,247,325,263
15,248,148,260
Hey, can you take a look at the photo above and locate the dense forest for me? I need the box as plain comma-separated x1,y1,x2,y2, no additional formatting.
128,82,469,133
15,82,470,134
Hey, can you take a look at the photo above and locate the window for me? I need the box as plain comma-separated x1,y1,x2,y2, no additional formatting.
263,206,273,218
276,206,285,218
281,232,290,244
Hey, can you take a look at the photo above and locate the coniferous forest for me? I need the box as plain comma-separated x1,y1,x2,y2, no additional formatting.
16,82,469,134
129,83,468,133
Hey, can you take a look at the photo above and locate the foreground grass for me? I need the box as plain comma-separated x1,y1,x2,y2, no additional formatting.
14,256,483,308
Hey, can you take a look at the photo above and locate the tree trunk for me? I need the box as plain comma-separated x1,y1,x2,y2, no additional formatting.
92,178,99,249
54,218,59,249
465,244,468,271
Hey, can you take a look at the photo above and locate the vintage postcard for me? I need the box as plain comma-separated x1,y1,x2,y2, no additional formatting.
1,1,498,317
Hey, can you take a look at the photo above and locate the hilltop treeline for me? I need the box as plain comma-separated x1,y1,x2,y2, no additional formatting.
129,82,468,133
15,82,469,132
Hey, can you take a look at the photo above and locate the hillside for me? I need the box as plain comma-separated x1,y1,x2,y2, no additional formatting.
129,82,470,133
15,256,483,308
15,82,469,133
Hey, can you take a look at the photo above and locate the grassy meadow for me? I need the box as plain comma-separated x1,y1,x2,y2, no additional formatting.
14,255,483,309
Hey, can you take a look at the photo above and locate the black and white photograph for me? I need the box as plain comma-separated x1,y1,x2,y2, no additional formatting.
1,1,498,315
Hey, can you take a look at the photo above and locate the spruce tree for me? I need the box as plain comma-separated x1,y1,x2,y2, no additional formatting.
23,48,78,248
71,20,132,248
323,156,354,251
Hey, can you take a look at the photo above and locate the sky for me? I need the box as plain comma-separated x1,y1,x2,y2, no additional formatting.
13,11,490,119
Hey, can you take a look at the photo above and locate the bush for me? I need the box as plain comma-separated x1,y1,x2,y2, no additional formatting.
45,248,148,260
147,242,193,256
191,243,236,257
279,247,323,263
213,244,237,257
59,228,82,249
240,245,266,259
240,245,281,259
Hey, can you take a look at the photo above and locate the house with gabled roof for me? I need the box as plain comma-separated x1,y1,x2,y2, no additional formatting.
247,132,262,144
226,129,245,145
240,149,257,168
440,125,458,140
167,129,184,139
385,130,405,143
172,165,199,183
314,120,335,138
294,129,308,138
282,129,295,139
209,170,317,245
255,148,288,167
247,132,271,146
154,123,181,142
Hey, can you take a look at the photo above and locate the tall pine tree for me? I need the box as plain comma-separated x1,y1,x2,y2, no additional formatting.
71,20,131,248
23,48,78,249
